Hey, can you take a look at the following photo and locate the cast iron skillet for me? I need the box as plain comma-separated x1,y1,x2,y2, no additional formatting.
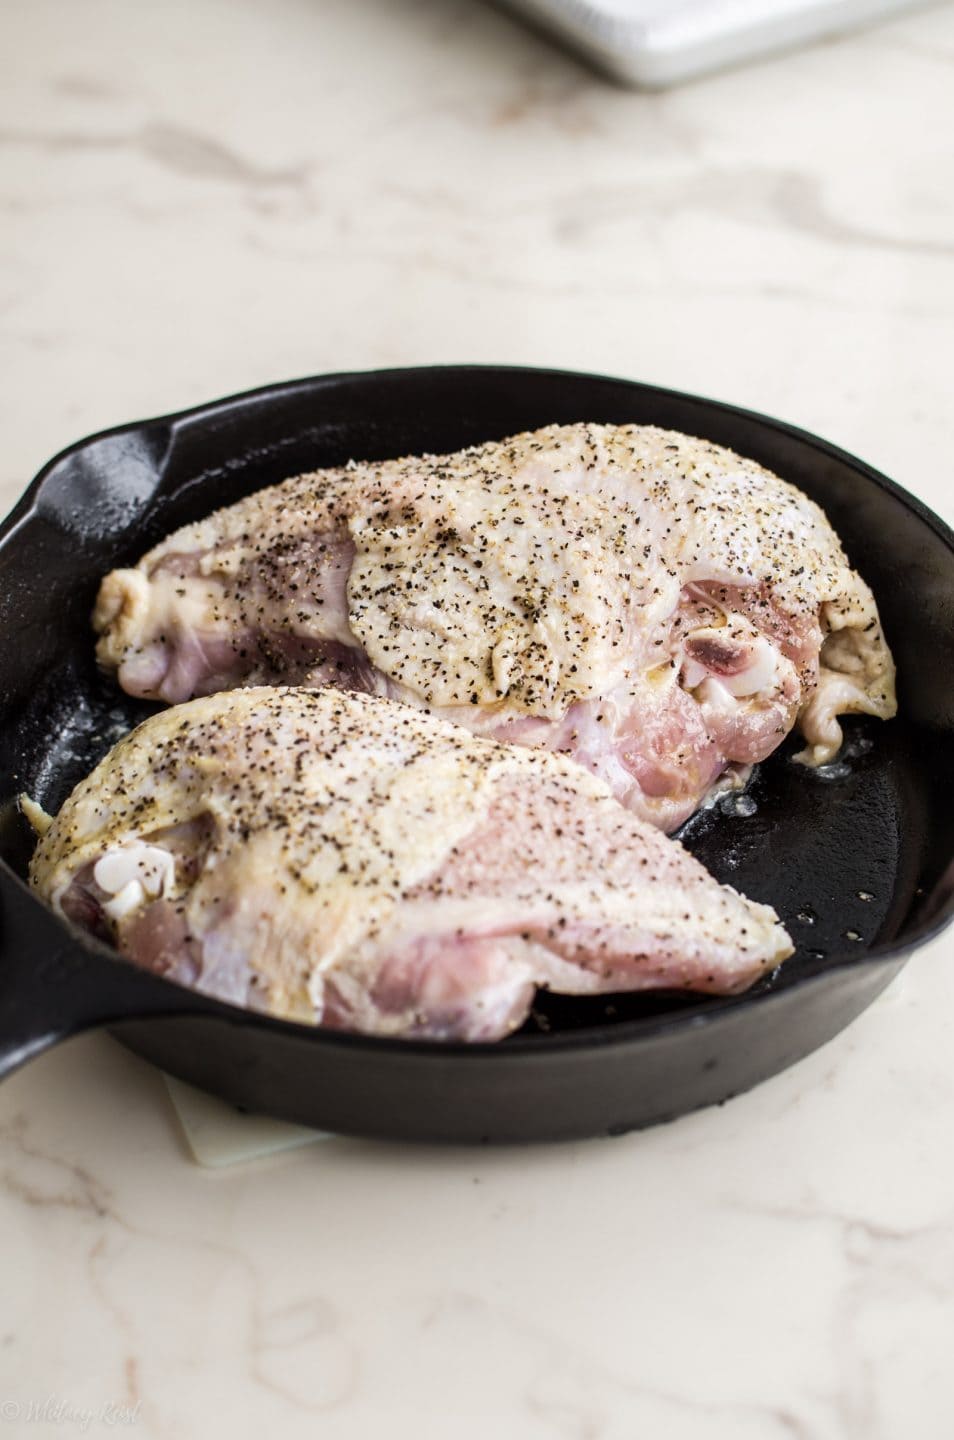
0,366,952,1144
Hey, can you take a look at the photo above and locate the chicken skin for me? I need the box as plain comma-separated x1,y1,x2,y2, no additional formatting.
94,424,896,830
29,688,793,1041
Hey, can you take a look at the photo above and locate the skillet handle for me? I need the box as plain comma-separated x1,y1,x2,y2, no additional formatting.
0,871,212,1080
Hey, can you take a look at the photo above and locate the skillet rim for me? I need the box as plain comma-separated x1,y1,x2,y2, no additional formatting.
2,362,952,1060
14,363,954,555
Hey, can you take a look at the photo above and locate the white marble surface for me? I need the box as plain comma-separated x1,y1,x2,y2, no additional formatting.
2,0,954,1435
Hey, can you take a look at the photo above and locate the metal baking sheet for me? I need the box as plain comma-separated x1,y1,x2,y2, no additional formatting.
497,0,940,86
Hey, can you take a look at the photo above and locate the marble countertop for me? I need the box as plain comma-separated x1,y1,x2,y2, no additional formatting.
2,1,954,1435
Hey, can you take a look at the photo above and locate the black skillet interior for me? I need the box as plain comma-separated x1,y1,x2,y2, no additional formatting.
0,366,952,1141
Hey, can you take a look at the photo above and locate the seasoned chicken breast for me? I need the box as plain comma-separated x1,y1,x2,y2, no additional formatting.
29,688,793,1041
94,424,896,830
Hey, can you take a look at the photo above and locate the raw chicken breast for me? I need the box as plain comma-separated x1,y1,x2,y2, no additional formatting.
94,424,896,830
28,688,792,1041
